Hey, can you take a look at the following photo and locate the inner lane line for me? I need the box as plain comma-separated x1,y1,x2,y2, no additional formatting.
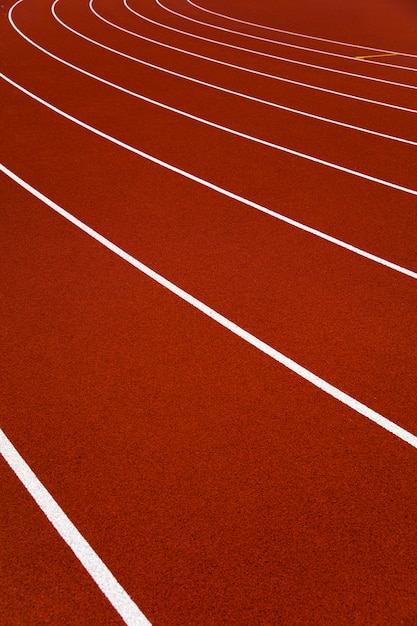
2,72,417,282
2,163,417,452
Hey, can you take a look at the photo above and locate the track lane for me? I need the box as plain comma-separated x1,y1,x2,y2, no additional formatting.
157,0,417,79
12,0,412,193
183,0,417,73
184,0,417,68
122,0,417,109
3,67,417,283
191,0,417,54
1,73,417,433
4,2,417,267
54,0,417,150
5,161,417,449
2,1,417,624
2,167,417,625
90,2,416,118
127,0,417,91
89,0,417,138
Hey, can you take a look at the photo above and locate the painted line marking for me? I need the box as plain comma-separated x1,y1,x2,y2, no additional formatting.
2,164,417,451
91,1,417,114
2,72,417,283
49,1,417,147
0,429,152,626
356,53,399,60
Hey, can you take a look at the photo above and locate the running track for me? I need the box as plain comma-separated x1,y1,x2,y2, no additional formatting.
1,0,417,623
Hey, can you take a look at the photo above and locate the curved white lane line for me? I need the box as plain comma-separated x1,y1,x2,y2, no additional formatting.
2,165,417,452
9,5,417,200
159,0,417,74
186,0,417,62
48,1,416,147
2,72,417,283
148,0,417,90
0,428,152,626
93,0,417,115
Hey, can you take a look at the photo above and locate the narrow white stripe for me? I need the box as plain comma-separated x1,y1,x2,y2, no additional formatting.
2,164,417,452
50,1,417,147
0,428,152,626
186,0,417,62
2,72,417,282
148,0,417,90
93,1,417,114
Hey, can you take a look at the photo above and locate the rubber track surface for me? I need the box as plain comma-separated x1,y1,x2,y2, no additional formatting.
1,0,417,624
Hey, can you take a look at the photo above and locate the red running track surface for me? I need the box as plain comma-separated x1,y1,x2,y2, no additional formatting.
1,0,417,624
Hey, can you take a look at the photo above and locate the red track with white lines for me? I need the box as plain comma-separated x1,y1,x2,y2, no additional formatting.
1,0,417,623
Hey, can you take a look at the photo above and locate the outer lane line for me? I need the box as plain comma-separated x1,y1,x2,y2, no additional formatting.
14,2,417,197
48,0,416,148
2,163,417,453
0,428,152,626
2,71,417,283
155,0,417,74
92,0,417,115
185,0,417,61
137,0,417,90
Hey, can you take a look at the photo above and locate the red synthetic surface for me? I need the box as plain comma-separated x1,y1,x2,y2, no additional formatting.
1,0,417,624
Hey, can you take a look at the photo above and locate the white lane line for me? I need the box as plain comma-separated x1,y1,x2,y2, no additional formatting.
2,164,417,452
93,0,417,115
49,0,416,148
2,72,417,283
0,428,152,626
8,6,417,198
143,0,417,90
186,0,417,62
159,0,417,74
